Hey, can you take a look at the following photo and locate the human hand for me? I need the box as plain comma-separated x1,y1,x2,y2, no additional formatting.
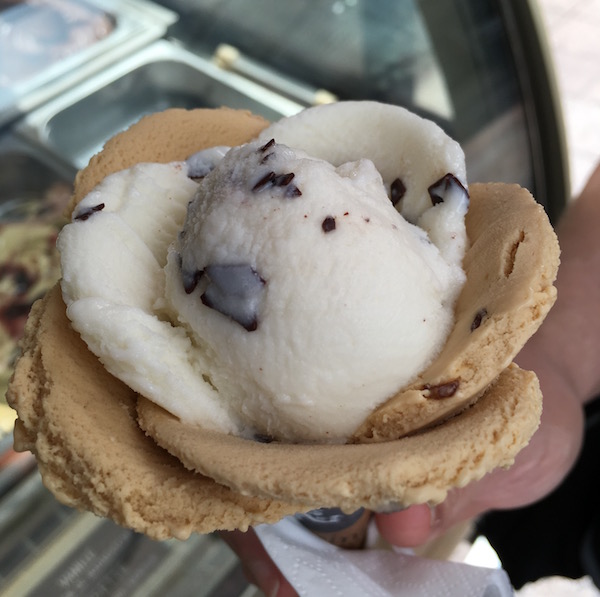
221,346,584,596
221,526,299,597
222,164,600,596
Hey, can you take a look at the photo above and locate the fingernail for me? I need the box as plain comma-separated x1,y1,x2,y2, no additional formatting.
376,501,408,514
429,503,441,530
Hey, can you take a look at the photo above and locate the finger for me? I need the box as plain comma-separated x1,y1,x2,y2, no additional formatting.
375,504,435,547
220,528,298,597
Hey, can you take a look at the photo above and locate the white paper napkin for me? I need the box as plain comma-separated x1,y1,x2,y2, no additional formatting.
256,517,513,597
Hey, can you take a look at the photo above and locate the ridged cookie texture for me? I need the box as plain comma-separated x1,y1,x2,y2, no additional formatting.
9,109,303,539
137,363,541,511
9,286,301,539
352,182,559,442
69,107,270,213
7,106,557,537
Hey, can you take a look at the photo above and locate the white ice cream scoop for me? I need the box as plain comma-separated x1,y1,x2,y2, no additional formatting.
58,101,469,443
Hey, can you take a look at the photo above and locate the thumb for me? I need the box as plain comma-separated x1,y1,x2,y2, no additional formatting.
375,504,436,547
375,380,585,550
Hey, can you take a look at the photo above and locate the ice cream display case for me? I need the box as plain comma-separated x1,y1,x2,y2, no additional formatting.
0,0,177,127
0,0,568,595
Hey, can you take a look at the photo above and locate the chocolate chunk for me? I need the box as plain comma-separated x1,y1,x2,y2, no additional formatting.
470,308,488,331
74,203,105,221
252,170,301,197
252,171,276,192
390,178,406,206
422,379,460,399
258,140,276,163
285,185,302,198
427,173,469,206
200,264,266,331
322,216,336,233
273,172,295,186
258,138,275,152
182,268,204,295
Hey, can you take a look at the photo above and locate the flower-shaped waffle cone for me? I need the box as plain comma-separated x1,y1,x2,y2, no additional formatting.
8,108,558,538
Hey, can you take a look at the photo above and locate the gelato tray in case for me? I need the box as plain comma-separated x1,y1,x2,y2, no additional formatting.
0,0,177,127
0,135,74,443
16,39,303,170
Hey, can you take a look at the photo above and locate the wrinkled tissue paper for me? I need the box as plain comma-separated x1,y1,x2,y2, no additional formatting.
256,517,513,597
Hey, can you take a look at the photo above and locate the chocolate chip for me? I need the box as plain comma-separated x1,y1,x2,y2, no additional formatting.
286,185,302,198
182,268,204,294
200,264,266,331
422,379,460,399
427,173,468,206
322,216,336,233
470,308,488,331
390,178,406,206
74,203,105,221
259,138,275,152
273,172,295,186
252,170,301,197
257,139,276,164
252,171,276,192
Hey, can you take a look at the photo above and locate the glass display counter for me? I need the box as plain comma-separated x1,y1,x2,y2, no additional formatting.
0,1,568,594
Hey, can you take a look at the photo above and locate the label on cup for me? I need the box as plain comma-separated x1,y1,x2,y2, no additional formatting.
296,508,370,549
296,508,366,533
